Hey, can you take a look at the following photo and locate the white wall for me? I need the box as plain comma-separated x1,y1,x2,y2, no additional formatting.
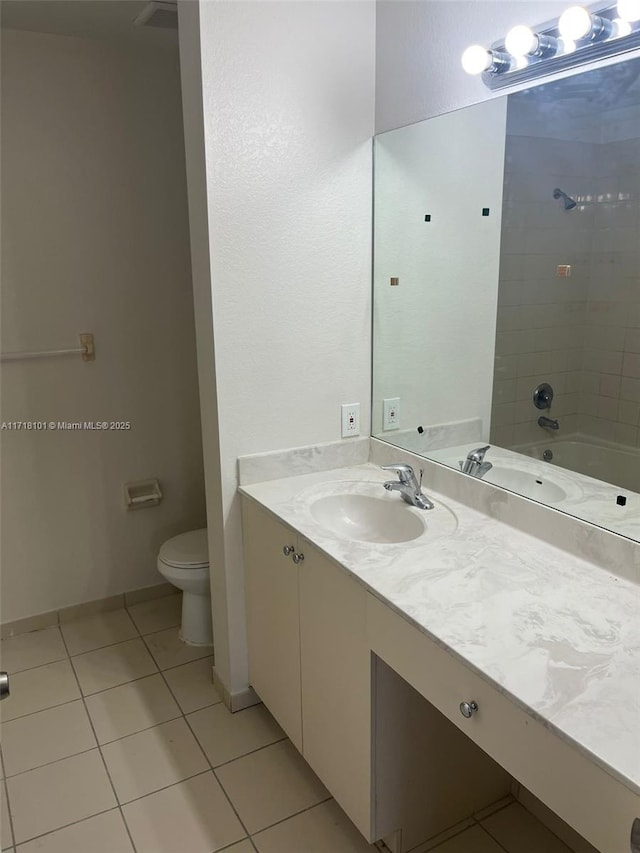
176,1,229,692
1,29,206,622
372,98,507,439
180,0,376,698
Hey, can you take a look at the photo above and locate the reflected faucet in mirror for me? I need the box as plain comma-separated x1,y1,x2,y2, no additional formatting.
459,445,493,479
381,464,434,510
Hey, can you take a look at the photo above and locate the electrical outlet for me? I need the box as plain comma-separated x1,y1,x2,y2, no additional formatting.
383,397,400,431
341,403,360,437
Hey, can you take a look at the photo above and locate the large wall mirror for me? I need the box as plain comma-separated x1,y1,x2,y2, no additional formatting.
373,56,640,542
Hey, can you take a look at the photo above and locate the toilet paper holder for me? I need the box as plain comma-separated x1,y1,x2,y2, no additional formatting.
124,479,163,510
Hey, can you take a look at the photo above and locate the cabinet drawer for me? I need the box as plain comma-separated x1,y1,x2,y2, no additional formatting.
367,593,639,853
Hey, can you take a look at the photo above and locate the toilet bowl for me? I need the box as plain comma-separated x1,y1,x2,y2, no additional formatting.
157,528,213,646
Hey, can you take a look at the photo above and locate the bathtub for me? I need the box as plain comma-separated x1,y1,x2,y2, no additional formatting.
514,433,640,495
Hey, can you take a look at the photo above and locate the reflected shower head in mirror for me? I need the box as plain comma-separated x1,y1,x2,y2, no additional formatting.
553,187,577,209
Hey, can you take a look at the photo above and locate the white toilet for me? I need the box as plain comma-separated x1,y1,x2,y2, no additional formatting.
157,528,213,646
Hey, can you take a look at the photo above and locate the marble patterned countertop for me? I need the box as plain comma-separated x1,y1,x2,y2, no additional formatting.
240,462,640,798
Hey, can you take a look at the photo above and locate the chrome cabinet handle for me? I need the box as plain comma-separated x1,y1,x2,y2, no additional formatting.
292,552,304,564
0,672,9,700
282,545,295,556
459,700,478,718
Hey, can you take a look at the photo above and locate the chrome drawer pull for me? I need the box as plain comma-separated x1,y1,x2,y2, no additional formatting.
292,552,304,565
283,545,295,556
459,700,478,719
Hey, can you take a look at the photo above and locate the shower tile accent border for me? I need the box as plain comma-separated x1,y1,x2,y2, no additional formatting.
238,436,369,485
1,583,175,640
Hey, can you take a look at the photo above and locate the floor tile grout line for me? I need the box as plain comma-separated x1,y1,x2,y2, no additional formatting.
137,632,212,673
471,795,517,825
59,627,140,853
154,665,260,845
4,664,220,751
64,618,183,660
476,822,512,853
0,741,17,849
3,613,264,850
92,709,184,747
1,603,180,673
0,652,68,678
159,661,335,847
118,767,214,806
478,801,578,852
208,736,290,772
8,805,123,849
245,794,334,840
0,693,83,725
405,818,476,853
3,744,99,782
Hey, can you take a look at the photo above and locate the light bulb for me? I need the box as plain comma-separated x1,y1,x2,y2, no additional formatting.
612,16,633,36
461,45,492,75
505,24,538,57
617,0,640,21
558,36,577,54
558,6,593,40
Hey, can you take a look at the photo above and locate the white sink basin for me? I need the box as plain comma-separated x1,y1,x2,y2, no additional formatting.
303,481,457,544
311,494,426,543
485,466,567,504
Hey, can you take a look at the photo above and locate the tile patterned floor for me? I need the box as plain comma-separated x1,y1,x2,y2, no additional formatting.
0,596,577,852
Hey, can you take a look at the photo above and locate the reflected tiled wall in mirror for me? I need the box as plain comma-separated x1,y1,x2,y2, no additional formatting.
493,70,640,492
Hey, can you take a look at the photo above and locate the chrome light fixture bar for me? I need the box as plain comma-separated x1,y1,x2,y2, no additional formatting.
463,2,640,90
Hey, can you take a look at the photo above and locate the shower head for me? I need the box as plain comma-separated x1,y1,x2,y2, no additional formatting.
553,187,577,210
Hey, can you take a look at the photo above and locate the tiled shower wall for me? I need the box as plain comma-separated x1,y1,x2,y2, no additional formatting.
491,104,640,451
581,129,640,446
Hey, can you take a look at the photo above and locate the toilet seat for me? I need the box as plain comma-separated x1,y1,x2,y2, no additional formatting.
158,528,208,570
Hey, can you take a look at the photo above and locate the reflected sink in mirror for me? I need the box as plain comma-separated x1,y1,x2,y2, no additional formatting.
302,481,458,544
484,467,567,504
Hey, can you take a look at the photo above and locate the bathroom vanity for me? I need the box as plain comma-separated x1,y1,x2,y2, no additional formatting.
240,449,640,853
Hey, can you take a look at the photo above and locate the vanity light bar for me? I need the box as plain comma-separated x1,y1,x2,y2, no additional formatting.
463,2,640,89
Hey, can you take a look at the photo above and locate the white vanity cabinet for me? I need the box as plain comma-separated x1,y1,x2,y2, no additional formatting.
243,499,303,750
242,499,373,839
243,492,640,853
368,593,640,853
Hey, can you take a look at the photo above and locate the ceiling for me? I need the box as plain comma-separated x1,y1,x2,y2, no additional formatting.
0,0,178,48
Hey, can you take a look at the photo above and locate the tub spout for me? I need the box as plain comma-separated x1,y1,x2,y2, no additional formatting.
538,416,559,430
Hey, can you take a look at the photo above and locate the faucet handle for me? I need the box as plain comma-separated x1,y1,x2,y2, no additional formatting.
381,463,414,483
467,445,490,462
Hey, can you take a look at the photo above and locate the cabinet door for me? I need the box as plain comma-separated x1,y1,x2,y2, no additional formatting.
299,541,373,841
242,499,302,751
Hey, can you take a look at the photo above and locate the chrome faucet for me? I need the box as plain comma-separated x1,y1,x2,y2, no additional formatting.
381,463,434,510
538,416,559,430
460,445,492,478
